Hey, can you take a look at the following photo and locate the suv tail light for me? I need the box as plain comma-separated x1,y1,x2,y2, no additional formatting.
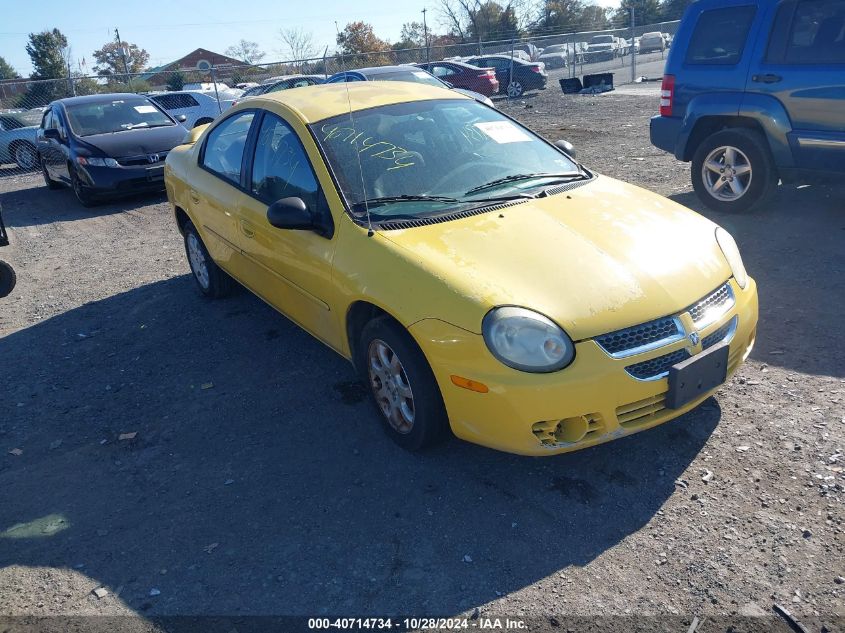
660,74,675,116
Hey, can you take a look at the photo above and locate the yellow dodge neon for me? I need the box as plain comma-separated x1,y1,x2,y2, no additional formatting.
164,82,758,456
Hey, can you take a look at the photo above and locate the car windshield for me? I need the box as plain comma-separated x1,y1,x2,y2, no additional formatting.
65,99,174,136
311,99,582,220
366,70,444,87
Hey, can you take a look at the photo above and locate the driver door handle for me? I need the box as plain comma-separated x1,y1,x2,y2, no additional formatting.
240,219,255,239
189,189,200,204
752,73,782,84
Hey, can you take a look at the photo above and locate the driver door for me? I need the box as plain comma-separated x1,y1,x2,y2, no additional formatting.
233,110,342,351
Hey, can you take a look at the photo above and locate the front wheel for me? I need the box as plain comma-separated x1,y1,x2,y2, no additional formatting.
70,166,96,207
358,316,449,451
41,157,61,190
691,128,777,213
0,260,16,298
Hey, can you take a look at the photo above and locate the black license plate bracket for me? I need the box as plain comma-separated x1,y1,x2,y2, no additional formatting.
666,342,729,409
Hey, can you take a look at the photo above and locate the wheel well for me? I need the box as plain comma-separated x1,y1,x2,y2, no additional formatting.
174,206,190,235
685,116,766,161
193,118,213,128
346,301,402,372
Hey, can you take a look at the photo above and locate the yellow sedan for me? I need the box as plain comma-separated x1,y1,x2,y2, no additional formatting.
165,82,758,456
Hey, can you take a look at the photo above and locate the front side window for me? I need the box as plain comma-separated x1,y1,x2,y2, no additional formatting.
312,99,582,221
65,99,174,136
201,111,255,185
685,6,757,64
786,0,845,63
250,113,319,208
41,109,54,130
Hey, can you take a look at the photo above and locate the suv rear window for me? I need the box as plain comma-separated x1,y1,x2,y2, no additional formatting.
685,5,757,65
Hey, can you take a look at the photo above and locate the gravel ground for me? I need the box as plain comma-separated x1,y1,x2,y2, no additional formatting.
0,82,843,633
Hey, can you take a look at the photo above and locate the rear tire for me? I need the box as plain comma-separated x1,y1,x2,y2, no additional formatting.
691,128,777,213
357,316,449,451
0,260,16,298
183,221,232,298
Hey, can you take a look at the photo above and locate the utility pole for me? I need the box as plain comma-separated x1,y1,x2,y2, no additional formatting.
114,27,132,89
630,6,637,83
421,8,430,64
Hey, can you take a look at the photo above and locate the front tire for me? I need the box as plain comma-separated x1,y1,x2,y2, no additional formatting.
0,260,16,298
41,157,61,190
691,128,777,213
358,316,449,451
70,166,96,207
183,221,231,298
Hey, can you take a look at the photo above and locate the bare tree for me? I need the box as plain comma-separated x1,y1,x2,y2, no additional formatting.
278,28,317,63
225,40,266,65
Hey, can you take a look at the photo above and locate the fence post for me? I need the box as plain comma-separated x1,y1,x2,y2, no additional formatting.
211,67,222,114
631,6,637,83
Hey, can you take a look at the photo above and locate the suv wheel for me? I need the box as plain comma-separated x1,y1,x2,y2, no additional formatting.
691,128,777,213
0,260,16,298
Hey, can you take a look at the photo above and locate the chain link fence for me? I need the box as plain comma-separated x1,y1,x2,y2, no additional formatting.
0,20,678,179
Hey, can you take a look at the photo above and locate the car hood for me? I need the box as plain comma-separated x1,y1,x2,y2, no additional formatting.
589,44,614,50
380,176,732,339
79,124,188,158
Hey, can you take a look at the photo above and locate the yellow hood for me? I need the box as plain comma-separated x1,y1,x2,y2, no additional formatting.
382,176,732,340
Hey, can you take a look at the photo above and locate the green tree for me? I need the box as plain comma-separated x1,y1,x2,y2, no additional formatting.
393,21,427,49
0,56,19,80
166,70,185,91
660,0,694,21
26,28,69,80
92,41,150,83
615,0,663,28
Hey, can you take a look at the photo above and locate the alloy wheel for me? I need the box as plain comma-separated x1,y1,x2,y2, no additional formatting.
186,232,210,290
367,338,415,434
507,81,524,97
701,145,753,202
14,145,37,170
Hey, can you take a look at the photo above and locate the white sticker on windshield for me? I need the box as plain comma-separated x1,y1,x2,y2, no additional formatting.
134,105,157,114
474,121,531,143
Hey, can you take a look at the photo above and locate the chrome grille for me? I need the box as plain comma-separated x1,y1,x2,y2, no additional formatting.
688,283,734,327
117,151,168,167
625,349,689,381
702,316,737,350
594,316,683,358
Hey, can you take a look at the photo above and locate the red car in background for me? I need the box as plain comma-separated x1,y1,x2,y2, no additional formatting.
414,61,499,97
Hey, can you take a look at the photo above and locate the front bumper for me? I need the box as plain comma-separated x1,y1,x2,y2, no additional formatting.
410,278,758,456
77,163,166,197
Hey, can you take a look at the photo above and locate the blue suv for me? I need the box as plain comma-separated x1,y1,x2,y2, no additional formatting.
650,0,845,212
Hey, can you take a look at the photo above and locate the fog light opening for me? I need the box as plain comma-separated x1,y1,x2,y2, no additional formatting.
556,416,589,443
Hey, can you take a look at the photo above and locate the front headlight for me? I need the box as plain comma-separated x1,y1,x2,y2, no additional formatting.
482,306,575,373
78,157,120,167
715,227,748,289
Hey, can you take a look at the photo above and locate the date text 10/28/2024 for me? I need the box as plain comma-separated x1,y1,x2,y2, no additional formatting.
308,617,528,630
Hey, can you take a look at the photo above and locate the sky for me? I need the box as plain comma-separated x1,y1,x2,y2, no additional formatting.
0,0,621,76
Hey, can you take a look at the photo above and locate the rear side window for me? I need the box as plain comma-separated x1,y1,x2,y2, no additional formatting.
201,111,255,185
152,94,200,109
685,5,757,64
785,0,845,63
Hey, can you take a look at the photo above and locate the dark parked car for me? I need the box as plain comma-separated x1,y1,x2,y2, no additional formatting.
650,0,845,212
463,55,547,97
325,66,495,106
414,60,500,96
36,93,188,207
232,75,323,105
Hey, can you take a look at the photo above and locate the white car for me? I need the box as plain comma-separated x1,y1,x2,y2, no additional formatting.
148,90,240,129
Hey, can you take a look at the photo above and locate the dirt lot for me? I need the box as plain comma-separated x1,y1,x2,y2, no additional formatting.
0,84,843,632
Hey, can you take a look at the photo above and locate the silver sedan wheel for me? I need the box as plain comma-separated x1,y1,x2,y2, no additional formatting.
507,81,523,97
186,232,210,290
367,339,415,434
701,145,752,201
14,144,37,170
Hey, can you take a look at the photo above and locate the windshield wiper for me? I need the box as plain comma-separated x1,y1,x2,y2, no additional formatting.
465,172,583,196
351,194,460,210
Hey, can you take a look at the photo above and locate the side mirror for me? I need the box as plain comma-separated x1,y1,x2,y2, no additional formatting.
267,197,314,230
176,114,188,123
554,139,576,159
43,128,61,141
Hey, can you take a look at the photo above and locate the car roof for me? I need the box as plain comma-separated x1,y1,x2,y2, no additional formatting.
54,93,148,106
470,55,529,64
420,60,482,70
245,82,466,124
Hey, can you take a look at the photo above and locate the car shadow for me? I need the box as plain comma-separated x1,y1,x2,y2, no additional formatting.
0,182,168,228
669,183,845,378
0,275,720,617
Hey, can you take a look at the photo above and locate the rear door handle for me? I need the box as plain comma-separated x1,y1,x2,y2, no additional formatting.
752,73,782,84
189,189,200,203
